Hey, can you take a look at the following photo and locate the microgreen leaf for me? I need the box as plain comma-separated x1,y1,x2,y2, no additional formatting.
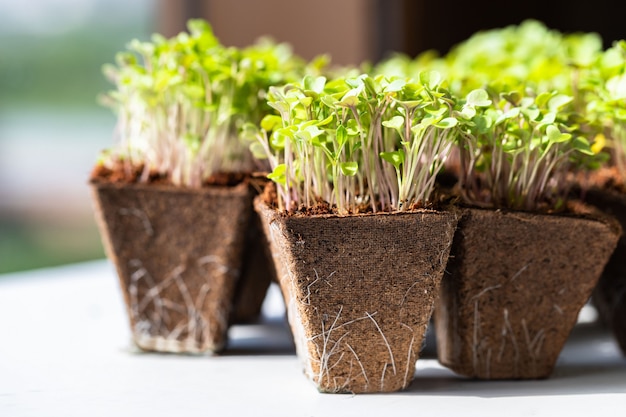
336,125,348,147
382,115,404,130
434,117,458,129
339,161,358,176
546,125,571,143
572,136,595,155
261,114,282,132
547,94,573,111
380,150,405,169
466,89,492,107
384,78,406,92
303,75,326,94
267,163,287,185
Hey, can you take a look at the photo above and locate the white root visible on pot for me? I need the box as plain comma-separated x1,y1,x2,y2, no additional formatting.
127,260,214,353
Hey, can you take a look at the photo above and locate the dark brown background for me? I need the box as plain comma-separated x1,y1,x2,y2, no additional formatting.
156,0,624,66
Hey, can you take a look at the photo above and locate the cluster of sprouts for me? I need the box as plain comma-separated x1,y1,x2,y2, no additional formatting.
97,19,626,212
249,72,459,213
583,40,626,181
372,19,609,212
98,19,320,188
455,88,595,211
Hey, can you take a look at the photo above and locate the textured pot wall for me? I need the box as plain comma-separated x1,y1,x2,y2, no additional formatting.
91,181,252,353
435,207,620,379
255,198,458,393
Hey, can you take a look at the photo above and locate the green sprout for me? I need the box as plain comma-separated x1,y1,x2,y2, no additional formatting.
375,20,603,111
455,86,599,211
251,72,460,214
98,19,319,188
583,40,626,182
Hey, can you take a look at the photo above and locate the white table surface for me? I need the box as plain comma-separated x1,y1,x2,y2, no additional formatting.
0,260,625,417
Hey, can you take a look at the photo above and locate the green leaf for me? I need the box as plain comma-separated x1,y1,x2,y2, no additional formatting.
546,125,571,143
317,115,335,127
249,142,268,159
271,128,293,149
548,94,573,111
434,117,458,129
572,136,595,155
240,122,258,141
339,161,358,176
460,105,476,119
420,71,442,88
502,91,521,106
606,74,626,100
268,100,290,116
299,96,313,107
338,92,360,107
535,91,553,108
295,125,324,141
380,150,405,169
499,107,522,122
466,89,492,107
260,114,282,132
522,106,541,121
384,78,406,92
363,76,378,96
336,125,348,147
303,75,326,94
425,106,447,118
540,111,556,124
267,164,287,185
321,95,338,108
382,115,404,130
473,115,493,134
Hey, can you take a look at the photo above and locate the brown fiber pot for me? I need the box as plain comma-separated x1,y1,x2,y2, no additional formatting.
254,198,458,393
91,180,260,353
434,206,621,379
581,186,626,355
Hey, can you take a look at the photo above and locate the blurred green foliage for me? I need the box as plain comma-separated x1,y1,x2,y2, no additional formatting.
0,23,153,110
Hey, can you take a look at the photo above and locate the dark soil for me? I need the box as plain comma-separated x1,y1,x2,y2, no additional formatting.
258,181,445,217
575,166,626,195
90,160,250,187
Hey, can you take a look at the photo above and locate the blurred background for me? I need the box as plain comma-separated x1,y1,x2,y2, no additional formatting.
1,0,623,274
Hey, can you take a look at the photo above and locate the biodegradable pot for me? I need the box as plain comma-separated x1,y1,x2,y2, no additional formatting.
435,206,621,379
91,180,254,353
581,186,626,355
254,198,458,393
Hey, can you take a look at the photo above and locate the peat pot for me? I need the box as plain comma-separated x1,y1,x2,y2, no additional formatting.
435,206,621,379
254,197,458,393
91,180,267,353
